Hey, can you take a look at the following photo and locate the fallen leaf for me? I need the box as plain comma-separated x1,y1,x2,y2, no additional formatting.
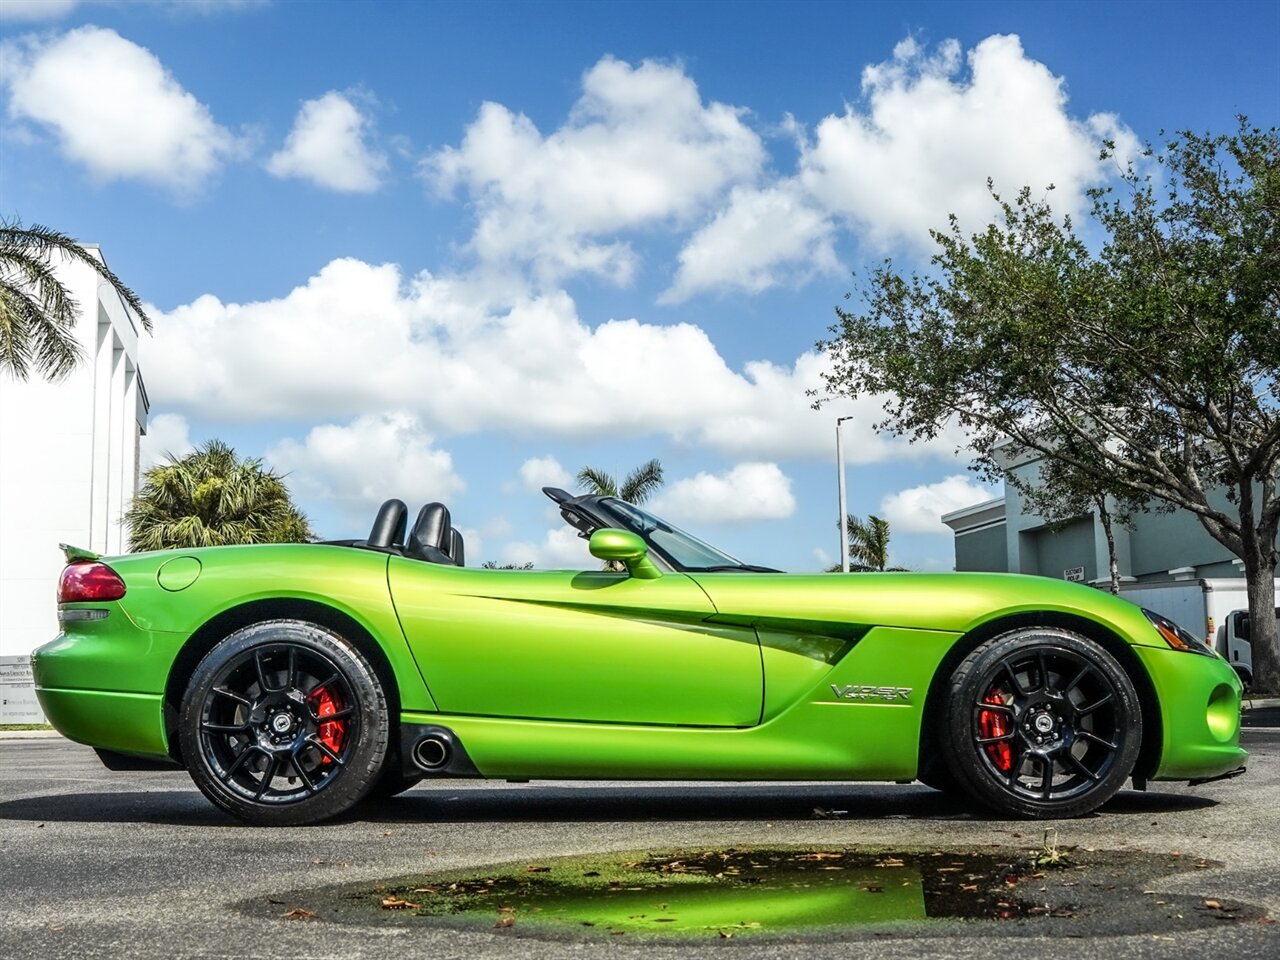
383,831,394,837
525,865,551,873
380,897,419,910
282,908,316,920
495,916,515,928
583,871,600,877
718,930,733,939
1204,899,1223,910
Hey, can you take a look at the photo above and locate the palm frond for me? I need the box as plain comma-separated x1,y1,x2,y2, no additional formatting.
576,466,618,497
620,458,664,504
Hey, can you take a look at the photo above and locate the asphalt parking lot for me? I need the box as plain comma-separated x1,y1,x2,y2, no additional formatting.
1,713,1277,960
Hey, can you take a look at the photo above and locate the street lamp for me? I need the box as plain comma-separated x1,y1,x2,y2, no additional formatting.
835,416,854,573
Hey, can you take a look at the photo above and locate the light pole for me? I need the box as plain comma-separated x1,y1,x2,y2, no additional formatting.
835,416,853,573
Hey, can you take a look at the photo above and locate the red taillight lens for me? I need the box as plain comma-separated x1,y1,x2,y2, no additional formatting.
58,562,127,603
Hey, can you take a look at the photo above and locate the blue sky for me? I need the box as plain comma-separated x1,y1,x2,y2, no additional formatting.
2,0,1276,570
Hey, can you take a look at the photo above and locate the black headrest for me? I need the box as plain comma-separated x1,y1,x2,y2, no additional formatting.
409,502,452,555
368,499,408,549
449,528,465,567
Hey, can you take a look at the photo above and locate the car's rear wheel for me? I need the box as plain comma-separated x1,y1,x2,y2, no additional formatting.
943,627,1141,818
179,620,389,826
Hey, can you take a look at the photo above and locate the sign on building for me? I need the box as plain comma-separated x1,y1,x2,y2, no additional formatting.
0,656,46,724
1063,566,1086,583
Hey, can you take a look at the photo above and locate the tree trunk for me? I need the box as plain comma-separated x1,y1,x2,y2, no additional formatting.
1096,497,1120,595
1243,553,1279,695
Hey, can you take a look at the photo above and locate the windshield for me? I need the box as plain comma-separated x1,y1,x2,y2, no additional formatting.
601,498,748,570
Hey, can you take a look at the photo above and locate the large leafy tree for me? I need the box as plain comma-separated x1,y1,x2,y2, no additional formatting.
576,458,665,504
820,120,1280,691
125,440,313,551
0,217,152,380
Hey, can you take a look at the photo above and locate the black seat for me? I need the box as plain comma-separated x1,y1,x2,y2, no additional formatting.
406,503,455,564
367,499,408,550
448,528,465,567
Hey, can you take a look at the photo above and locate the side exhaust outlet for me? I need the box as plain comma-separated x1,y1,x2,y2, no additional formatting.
412,735,450,771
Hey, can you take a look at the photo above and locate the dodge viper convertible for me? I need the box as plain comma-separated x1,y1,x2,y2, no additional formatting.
34,488,1247,826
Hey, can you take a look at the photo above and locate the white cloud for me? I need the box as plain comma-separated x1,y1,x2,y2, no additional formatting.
146,257,963,465
653,462,796,525
800,34,1129,247
0,26,242,191
424,56,764,284
518,455,572,492
879,473,996,534
267,91,387,192
266,412,463,531
139,412,194,469
662,182,839,302
668,34,1137,298
501,525,593,569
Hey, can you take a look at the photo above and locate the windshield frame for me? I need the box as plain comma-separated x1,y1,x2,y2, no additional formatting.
597,498,756,572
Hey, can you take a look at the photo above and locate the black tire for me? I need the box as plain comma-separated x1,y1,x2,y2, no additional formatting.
942,627,1142,818
365,753,422,801
917,758,962,795
179,620,389,826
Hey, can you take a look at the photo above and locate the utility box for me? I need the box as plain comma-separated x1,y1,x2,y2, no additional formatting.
0,655,46,724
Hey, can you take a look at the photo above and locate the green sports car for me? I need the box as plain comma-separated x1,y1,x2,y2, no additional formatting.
34,488,1247,826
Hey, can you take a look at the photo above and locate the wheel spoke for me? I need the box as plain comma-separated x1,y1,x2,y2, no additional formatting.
307,672,340,697
1037,651,1051,693
973,701,1014,716
217,743,261,783
1037,755,1054,797
976,732,1015,744
202,721,251,734
1064,751,1101,782
307,735,345,766
286,647,298,690
1078,730,1118,752
212,686,251,708
254,649,276,692
290,752,317,793
253,756,281,799
1063,663,1091,696
1000,660,1030,697
1077,693,1113,716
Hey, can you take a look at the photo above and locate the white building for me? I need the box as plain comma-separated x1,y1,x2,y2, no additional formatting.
0,246,148,660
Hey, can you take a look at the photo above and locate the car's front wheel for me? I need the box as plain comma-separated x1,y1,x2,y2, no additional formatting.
179,620,389,826
942,627,1142,818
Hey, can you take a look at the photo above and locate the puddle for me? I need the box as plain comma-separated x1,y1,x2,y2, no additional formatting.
254,846,1268,941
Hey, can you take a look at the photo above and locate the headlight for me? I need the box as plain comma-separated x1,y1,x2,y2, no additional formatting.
1143,609,1216,657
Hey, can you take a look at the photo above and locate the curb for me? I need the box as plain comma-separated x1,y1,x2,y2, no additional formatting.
1243,696,1280,710
0,729,64,740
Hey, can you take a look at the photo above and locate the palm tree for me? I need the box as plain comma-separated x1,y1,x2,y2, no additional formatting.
0,217,153,381
576,458,665,504
124,440,313,551
841,513,892,571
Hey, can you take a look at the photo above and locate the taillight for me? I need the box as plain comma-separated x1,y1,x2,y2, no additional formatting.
58,561,127,603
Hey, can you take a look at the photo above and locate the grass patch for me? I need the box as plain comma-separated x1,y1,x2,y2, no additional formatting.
0,723,54,731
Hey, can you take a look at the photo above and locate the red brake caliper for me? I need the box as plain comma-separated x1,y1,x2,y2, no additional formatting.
312,687,345,764
979,690,1013,772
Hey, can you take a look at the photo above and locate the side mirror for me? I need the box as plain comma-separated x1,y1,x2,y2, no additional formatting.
588,528,662,580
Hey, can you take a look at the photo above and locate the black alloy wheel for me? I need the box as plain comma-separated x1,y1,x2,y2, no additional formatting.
943,627,1142,818
179,620,389,826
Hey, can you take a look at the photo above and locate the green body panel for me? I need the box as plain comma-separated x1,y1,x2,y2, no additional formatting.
1134,645,1247,780
37,688,168,756
33,541,1246,786
410,627,959,780
388,560,761,726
